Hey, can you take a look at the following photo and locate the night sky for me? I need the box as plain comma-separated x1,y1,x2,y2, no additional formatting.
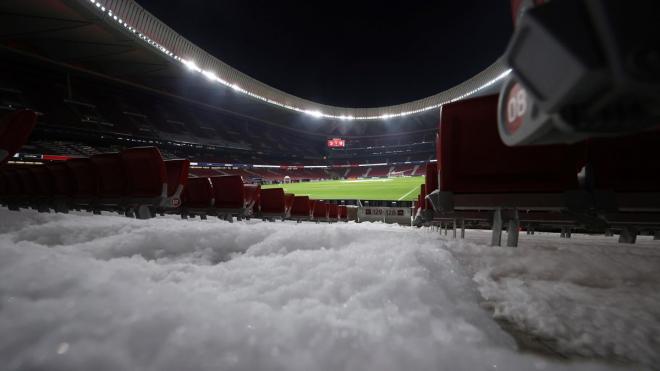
136,0,513,108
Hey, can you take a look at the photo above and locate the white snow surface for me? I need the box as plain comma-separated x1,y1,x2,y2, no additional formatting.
0,209,652,370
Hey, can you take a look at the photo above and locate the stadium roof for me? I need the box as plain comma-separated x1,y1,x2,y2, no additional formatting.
0,0,508,126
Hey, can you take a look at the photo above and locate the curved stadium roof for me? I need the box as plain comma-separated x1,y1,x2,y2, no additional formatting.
78,0,510,121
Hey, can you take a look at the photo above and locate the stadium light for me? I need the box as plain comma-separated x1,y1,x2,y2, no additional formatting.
84,0,511,121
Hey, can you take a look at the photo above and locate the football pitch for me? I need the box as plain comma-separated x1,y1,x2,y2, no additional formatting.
262,176,424,201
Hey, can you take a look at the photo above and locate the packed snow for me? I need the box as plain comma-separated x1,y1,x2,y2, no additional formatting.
0,209,656,370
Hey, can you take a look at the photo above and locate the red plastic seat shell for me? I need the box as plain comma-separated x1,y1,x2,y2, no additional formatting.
183,177,214,208
209,175,245,209
291,196,312,217
438,95,583,193
66,158,98,197
121,147,166,198
164,159,190,197
589,131,660,192
260,188,285,214
91,153,126,198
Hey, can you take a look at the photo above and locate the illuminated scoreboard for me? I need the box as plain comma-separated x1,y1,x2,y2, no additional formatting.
327,138,345,148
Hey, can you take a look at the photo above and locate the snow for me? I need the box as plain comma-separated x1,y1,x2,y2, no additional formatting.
0,209,649,370
447,230,660,367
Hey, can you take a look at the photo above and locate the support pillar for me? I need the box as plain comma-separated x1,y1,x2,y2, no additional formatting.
491,208,503,247
460,219,466,239
452,219,457,239
619,227,638,244
506,209,520,247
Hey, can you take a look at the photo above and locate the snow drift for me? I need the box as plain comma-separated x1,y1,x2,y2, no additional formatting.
0,209,651,370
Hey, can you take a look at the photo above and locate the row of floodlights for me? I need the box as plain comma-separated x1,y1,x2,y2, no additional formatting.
86,0,510,120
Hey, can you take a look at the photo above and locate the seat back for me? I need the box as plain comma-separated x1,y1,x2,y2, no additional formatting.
0,110,38,164
338,205,347,220
244,184,261,210
15,167,38,196
260,188,285,214
209,175,245,209
46,162,76,196
91,153,126,198
66,158,97,197
183,177,215,208
121,147,166,198
313,202,328,219
291,196,312,217
438,94,583,193
589,131,660,192
425,162,438,196
29,165,54,197
164,159,190,198
419,184,427,210
284,193,295,215
327,204,338,220
0,168,22,196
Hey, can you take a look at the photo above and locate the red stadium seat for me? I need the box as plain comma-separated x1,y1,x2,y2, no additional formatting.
244,184,261,213
425,162,438,198
313,202,328,220
291,196,312,220
46,162,76,197
28,165,55,198
209,175,244,210
589,131,660,192
15,167,38,196
284,193,295,217
91,153,126,198
182,177,215,212
165,159,190,197
0,110,37,165
338,205,347,221
419,184,426,210
260,188,285,217
327,204,338,221
66,158,97,198
438,95,583,193
121,147,167,198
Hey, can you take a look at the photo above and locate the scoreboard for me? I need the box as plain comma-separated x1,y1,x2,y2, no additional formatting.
327,138,345,148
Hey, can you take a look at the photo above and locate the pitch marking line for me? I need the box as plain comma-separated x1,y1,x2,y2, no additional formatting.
398,186,419,201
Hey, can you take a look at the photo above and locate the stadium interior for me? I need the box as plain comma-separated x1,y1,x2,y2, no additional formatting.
1,0,659,368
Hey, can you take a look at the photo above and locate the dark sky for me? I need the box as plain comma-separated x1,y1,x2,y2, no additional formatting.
136,0,513,108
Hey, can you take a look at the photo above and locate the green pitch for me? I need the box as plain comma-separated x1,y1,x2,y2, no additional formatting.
261,176,424,201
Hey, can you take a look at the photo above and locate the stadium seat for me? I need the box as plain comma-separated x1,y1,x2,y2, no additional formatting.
284,193,295,218
424,162,438,199
209,175,247,220
164,159,190,208
66,157,98,199
0,167,22,210
181,177,214,218
428,94,588,246
338,205,347,221
0,110,38,165
244,184,261,215
437,95,583,194
46,162,76,212
313,202,328,221
291,195,312,221
587,130,660,241
260,188,286,219
327,204,338,221
91,153,125,198
121,147,167,199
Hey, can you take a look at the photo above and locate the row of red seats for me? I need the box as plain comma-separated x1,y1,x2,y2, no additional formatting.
0,147,189,219
418,94,660,245
0,145,350,222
